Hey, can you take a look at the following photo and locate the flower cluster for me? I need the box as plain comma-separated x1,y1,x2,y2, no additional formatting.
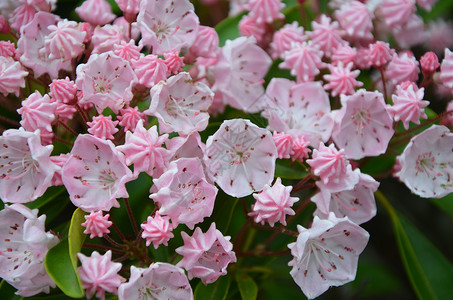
0,0,452,299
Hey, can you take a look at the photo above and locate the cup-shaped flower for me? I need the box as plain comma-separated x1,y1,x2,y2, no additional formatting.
204,118,277,197
146,72,213,135
262,78,333,147
312,170,379,225
0,204,58,297
0,128,57,203
332,89,394,160
137,0,199,55
62,134,134,212
77,250,125,300
76,52,137,113
288,213,369,299
150,157,217,229
396,125,453,198
176,223,237,285
118,263,193,300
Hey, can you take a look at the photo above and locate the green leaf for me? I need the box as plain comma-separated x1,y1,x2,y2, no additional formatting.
194,276,231,300
236,273,258,300
215,13,245,46
68,208,87,270
274,159,308,179
45,208,87,298
45,238,84,298
0,280,21,300
431,193,453,219
376,190,453,300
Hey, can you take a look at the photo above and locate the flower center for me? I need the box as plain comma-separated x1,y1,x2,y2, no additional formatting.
351,109,370,130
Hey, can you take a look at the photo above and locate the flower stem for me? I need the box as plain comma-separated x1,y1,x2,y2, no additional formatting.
124,198,139,236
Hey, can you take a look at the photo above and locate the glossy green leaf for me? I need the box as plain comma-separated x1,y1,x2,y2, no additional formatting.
236,273,258,300
431,193,453,219
376,190,453,300
68,208,87,270
274,159,308,179
194,275,231,300
45,236,84,298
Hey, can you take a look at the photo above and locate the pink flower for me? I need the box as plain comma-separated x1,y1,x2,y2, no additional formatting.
212,36,271,113
115,0,140,22
113,40,143,64
137,0,199,55
239,15,266,44
273,131,293,159
440,48,453,93
0,128,57,203
62,134,134,212
279,41,325,83
76,52,136,113
425,20,453,55
368,41,394,68
263,78,333,147
334,1,374,41
377,0,415,28
312,170,379,225
308,14,344,58
354,47,371,69
270,21,306,59
389,82,429,129
323,62,363,97
18,91,56,133
87,115,119,140
0,40,15,57
332,89,394,159
291,134,311,162
9,4,37,32
420,51,440,76
204,119,277,197
385,52,419,85
392,14,427,49
146,72,213,135
166,132,206,162
77,250,125,300
91,24,127,54
176,223,237,284
118,263,193,300
0,56,28,97
49,76,77,105
75,0,115,26
42,19,86,61
141,212,174,249
307,143,359,192
82,211,112,239
248,0,285,24
17,12,72,79
164,50,185,75
396,125,453,198
288,213,369,299
150,158,217,229
249,177,299,227
331,43,356,66
0,204,58,297
117,106,146,133
416,0,438,11
117,120,170,177
132,54,168,88
186,25,219,62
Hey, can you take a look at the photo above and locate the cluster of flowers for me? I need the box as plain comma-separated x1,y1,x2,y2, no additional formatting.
0,0,453,298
